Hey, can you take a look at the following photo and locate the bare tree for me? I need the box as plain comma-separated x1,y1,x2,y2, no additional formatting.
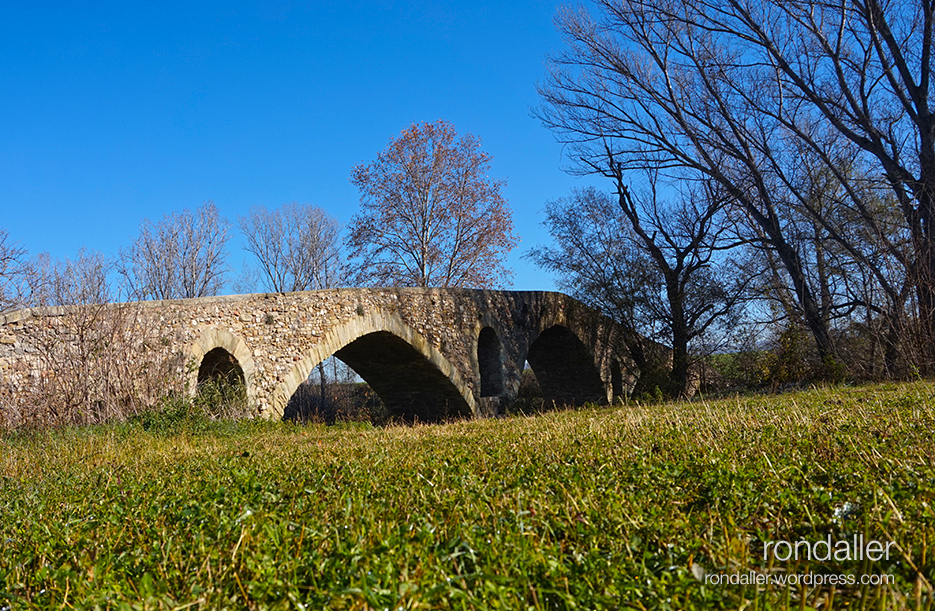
0,229,27,312
347,120,519,288
239,202,347,412
25,248,112,307
239,203,345,293
748,154,915,376
118,201,231,301
537,0,932,371
528,180,748,397
1,232,112,312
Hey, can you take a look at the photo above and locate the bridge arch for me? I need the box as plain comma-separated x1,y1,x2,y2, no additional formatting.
188,328,257,406
524,324,606,406
269,308,476,422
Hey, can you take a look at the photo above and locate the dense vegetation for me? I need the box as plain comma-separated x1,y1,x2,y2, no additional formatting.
2,382,933,610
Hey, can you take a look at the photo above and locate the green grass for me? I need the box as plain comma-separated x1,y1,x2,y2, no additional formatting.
2,383,934,610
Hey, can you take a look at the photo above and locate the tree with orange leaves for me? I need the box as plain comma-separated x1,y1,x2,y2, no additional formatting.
347,120,518,288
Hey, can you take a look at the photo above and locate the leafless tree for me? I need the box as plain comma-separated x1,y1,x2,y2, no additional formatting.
528,180,749,397
239,202,347,409
347,120,519,288
283,358,386,425
25,248,112,307
1,233,112,312
118,201,231,301
239,203,345,293
0,229,27,312
747,155,915,375
537,0,932,372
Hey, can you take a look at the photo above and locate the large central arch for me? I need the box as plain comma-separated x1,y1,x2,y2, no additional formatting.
269,308,476,422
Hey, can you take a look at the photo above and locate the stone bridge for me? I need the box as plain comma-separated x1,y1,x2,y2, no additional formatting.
0,288,634,423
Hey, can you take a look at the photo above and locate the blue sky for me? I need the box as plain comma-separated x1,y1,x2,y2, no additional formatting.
0,1,605,292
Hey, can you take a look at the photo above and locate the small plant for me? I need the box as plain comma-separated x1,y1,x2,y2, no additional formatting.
635,385,665,405
132,376,251,435
195,376,251,421
504,368,546,415
131,393,208,435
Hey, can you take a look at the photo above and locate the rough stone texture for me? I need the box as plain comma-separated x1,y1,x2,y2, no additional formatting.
0,288,633,421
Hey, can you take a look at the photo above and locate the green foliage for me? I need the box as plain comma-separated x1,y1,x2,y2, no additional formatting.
504,368,547,415
706,328,851,393
2,383,934,609
631,362,672,400
131,392,210,435
764,325,813,385
131,379,251,435
194,377,251,421
633,384,665,405
705,351,772,390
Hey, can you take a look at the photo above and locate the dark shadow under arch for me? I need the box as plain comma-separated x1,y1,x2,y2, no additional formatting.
196,346,249,418
270,310,476,422
296,330,472,423
611,357,624,401
198,347,245,388
478,327,504,397
526,325,606,406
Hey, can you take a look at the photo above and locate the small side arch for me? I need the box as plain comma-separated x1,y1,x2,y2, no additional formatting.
477,326,504,397
188,328,257,407
269,308,476,422
524,324,606,406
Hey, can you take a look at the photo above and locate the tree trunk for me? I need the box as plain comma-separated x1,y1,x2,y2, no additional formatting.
762,220,836,362
916,177,935,373
667,285,691,398
883,312,904,378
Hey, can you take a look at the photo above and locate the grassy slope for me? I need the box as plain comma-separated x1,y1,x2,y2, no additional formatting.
1,383,934,610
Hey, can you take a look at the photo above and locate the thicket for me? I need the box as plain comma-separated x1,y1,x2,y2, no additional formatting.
282,379,388,426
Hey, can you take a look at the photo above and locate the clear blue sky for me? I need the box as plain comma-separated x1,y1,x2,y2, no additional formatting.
0,1,605,292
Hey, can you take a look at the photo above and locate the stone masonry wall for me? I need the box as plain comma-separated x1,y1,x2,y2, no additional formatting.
0,288,631,423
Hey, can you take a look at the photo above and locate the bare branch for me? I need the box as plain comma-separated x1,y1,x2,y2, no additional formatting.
240,203,345,293
347,121,519,289
118,201,231,300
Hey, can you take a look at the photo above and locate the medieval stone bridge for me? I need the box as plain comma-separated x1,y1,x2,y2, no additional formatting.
0,288,633,423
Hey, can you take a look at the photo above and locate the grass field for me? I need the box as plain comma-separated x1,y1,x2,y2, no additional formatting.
2,383,934,610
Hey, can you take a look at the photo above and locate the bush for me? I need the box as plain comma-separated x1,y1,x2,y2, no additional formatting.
503,368,546,415
132,378,251,435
